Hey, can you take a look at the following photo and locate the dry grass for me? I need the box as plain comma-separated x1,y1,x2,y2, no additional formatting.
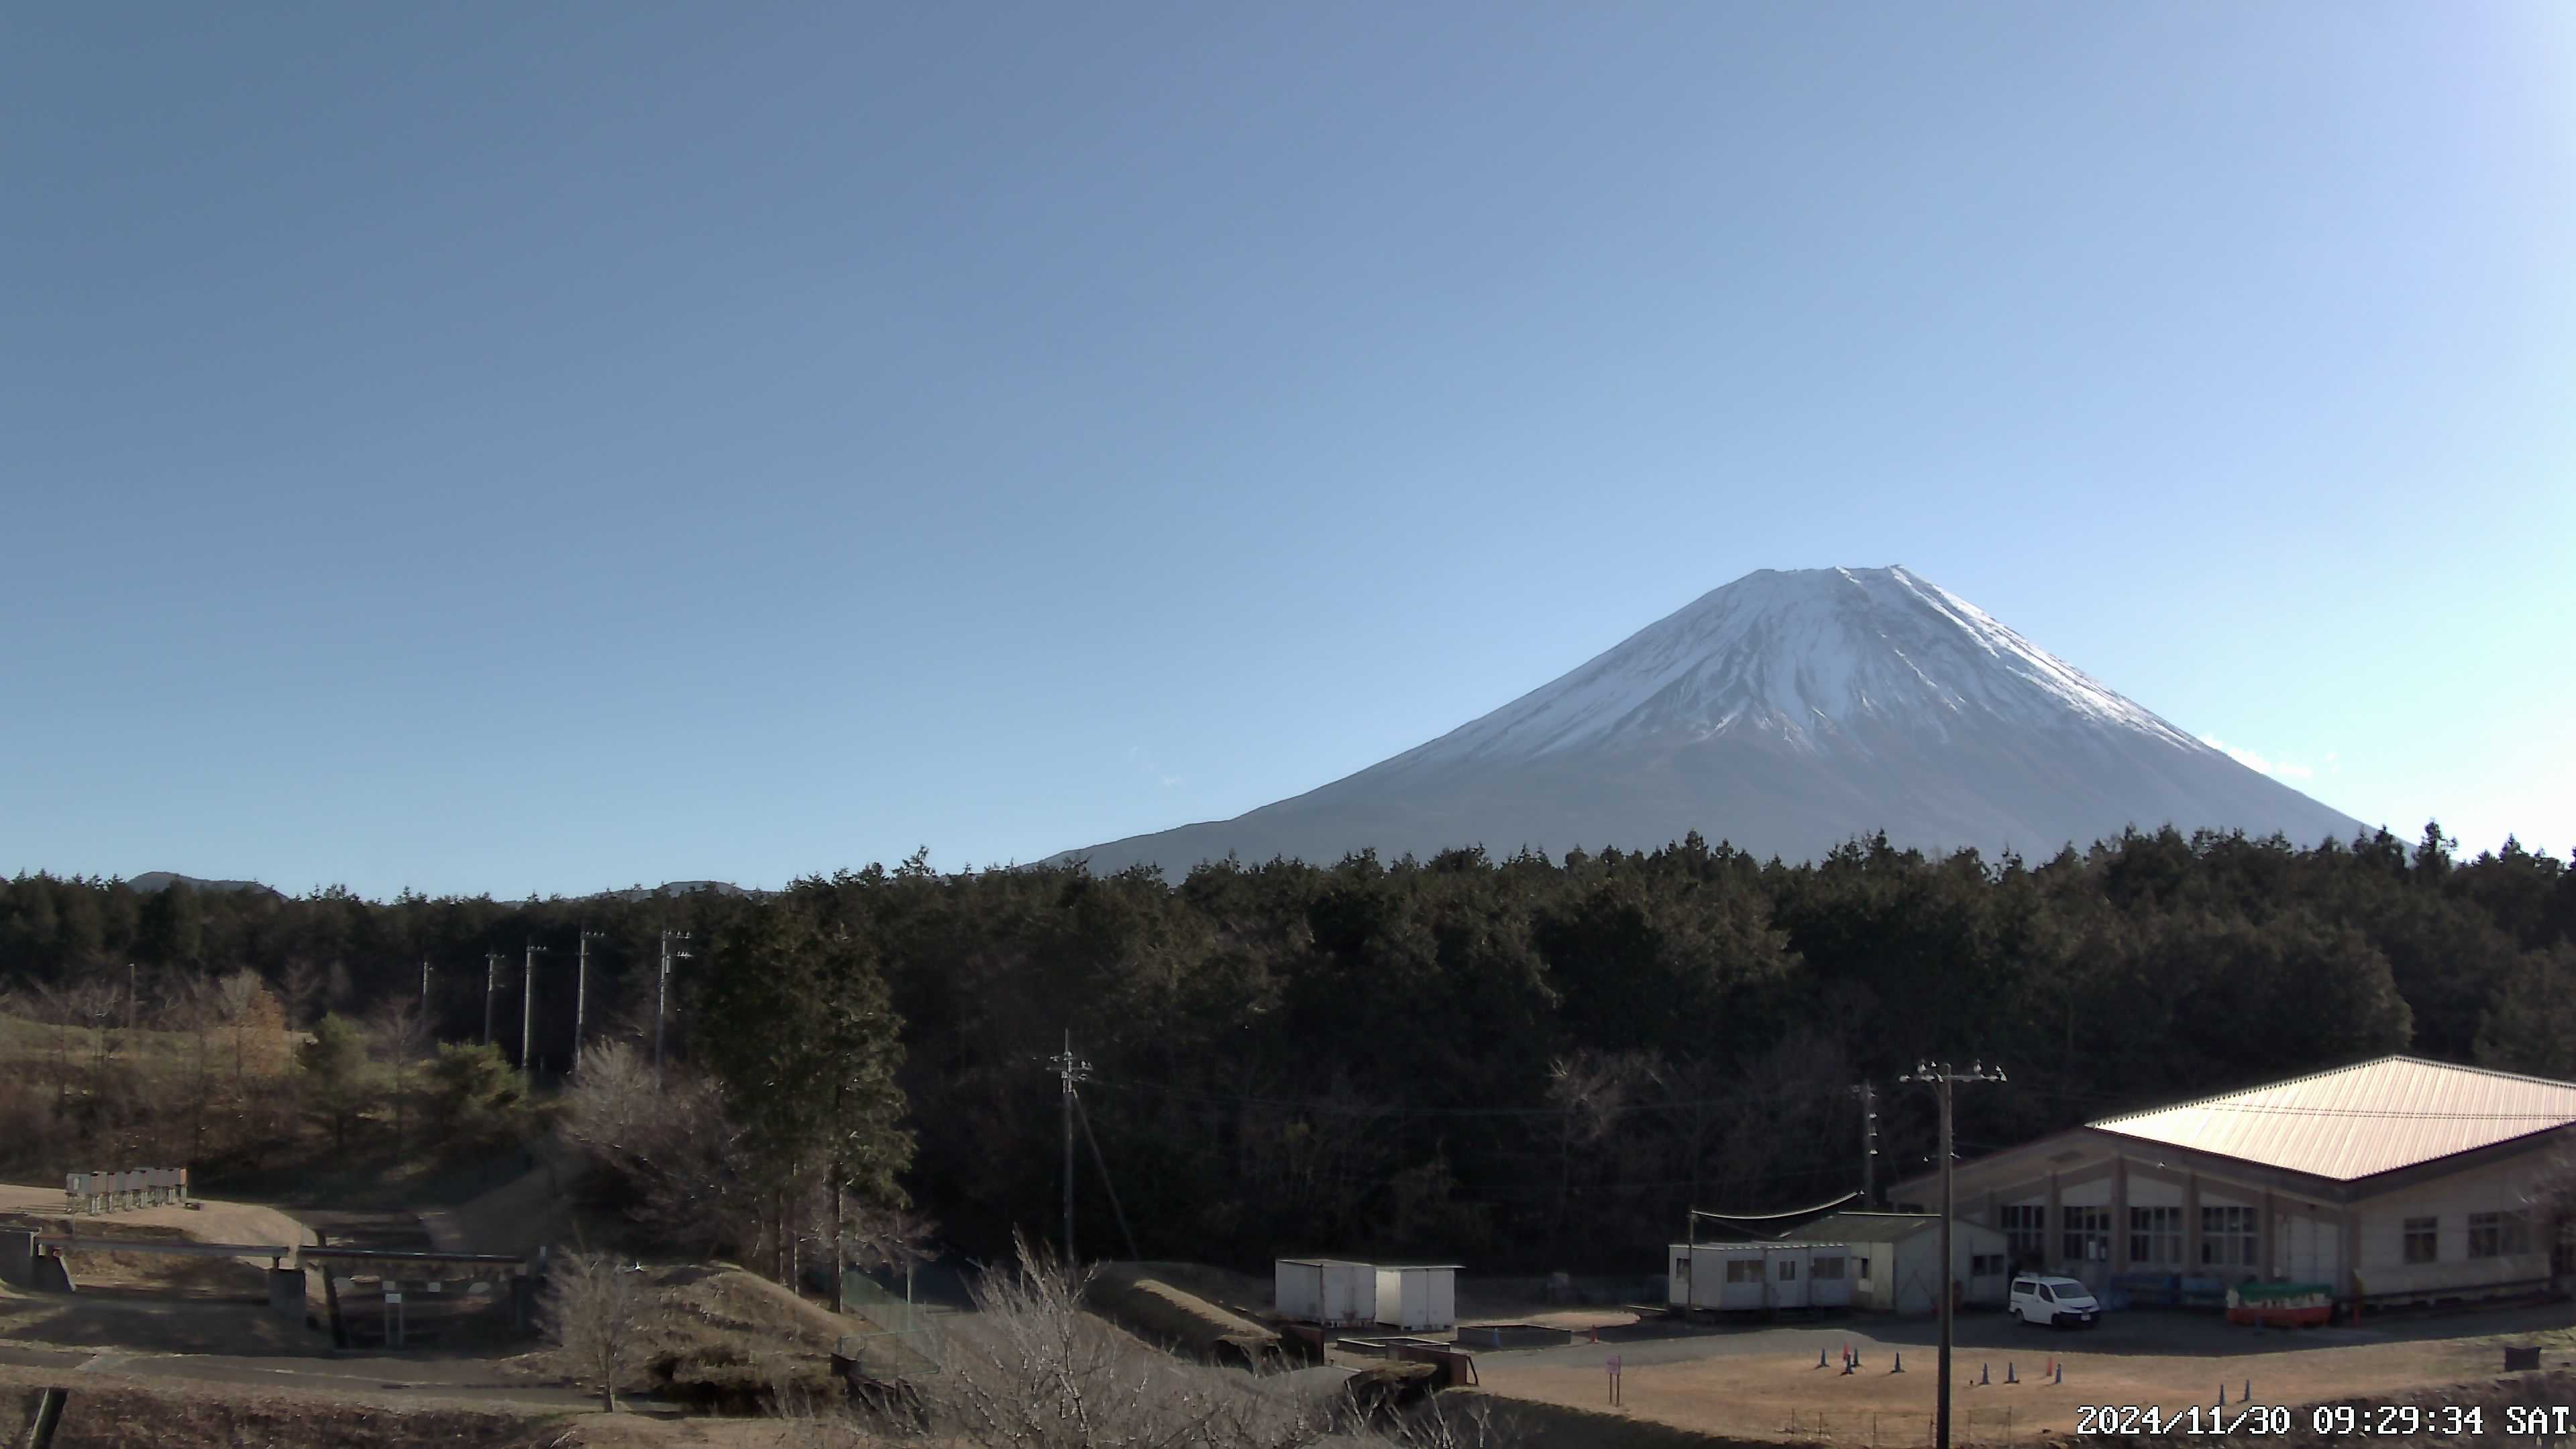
0,1009,297,1075
496,1262,863,1416
0,1371,556,1448
1087,1263,1283,1366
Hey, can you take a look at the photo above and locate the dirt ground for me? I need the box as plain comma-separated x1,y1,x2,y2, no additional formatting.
0,1181,332,1353
1477,1316,2576,1445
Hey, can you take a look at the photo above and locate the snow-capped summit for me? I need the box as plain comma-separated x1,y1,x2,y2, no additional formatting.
1056,567,2362,875
1390,566,2200,768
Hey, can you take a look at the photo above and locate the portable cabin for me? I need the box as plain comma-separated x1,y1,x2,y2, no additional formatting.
1805,1244,1856,1307
1782,1212,2010,1313
1371,1265,1460,1332
1667,1242,1790,1313
1273,1258,1378,1326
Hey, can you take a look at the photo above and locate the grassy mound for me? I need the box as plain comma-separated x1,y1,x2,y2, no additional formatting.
1087,1263,1283,1368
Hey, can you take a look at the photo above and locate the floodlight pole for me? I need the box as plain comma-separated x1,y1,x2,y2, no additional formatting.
654,930,691,1081
1901,1060,2006,1449
521,940,551,1073
482,952,506,1045
572,928,606,1071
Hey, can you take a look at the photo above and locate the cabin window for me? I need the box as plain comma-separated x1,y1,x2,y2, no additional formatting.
1970,1254,2005,1277
1674,1255,1690,1279
2129,1206,2182,1265
2200,1206,2258,1267
1778,1258,1797,1281
2402,1217,2438,1264
1726,1259,1761,1283
2061,1207,2109,1264
1854,1256,1871,1280
1811,1256,1844,1279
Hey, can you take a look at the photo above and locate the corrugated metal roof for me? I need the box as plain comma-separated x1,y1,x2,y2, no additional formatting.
2088,1056,2576,1182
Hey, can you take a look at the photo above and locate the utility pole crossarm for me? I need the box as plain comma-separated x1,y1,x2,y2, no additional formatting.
1898,1060,2008,1449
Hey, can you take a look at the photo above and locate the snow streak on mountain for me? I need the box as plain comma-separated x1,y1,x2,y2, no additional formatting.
1058,567,2363,876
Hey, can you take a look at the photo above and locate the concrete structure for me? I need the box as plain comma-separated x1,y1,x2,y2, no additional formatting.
1369,1265,1459,1332
268,1268,306,1319
1782,1211,2010,1313
0,1228,34,1288
1273,1258,1378,1326
1888,1057,2576,1312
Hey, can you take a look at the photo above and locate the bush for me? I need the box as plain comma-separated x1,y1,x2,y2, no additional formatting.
422,1042,527,1151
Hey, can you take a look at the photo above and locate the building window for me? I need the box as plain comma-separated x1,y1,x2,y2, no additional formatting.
2467,1211,2530,1258
1854,1256,1871,1281
1727,1259,1761,1283
2062,1207,2109,1265
1778,1258,1798,1280
2469,1213,2501,1259
2403,1217,2437,1265
2201,1206,2259,1268
1674,1255,1690,1281
1812,1256,1845,1279
2001,1204,2045,1262
2129,1206,2183,1265
1970,1253,2005,1277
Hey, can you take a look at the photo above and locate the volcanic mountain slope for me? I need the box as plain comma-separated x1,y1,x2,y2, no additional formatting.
1058,566,2364,875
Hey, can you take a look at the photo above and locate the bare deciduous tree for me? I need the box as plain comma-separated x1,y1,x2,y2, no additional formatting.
541,1250,655,1411
365,996,429,1150
558,1040,758,1258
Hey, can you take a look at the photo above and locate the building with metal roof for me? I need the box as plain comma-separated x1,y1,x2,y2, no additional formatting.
1886,1057,2576,1313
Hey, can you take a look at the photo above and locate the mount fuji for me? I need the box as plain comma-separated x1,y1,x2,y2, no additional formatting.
1057,566,2364,875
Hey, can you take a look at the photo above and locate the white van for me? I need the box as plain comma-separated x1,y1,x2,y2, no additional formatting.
2008,1275,2100,1328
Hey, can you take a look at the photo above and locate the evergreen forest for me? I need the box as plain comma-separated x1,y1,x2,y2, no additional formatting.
3,821,2571,1274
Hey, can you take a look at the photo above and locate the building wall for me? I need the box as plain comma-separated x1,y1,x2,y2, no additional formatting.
2352,1156,2555,1301
1940,1138,2565,1305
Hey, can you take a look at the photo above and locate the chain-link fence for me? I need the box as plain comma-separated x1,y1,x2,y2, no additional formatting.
837,1268,945,1375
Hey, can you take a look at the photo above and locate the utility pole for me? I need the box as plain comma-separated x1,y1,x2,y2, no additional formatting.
483,952,506,1045
1850,1082,1880,1207
1048,1032,1091,1263
654,930,691,1081
420,957,431,1026
521,940,551,1073
572,928,607,1071
1901,1061,2006,1449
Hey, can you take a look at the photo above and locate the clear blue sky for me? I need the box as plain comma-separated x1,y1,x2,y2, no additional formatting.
7,3,2570,899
